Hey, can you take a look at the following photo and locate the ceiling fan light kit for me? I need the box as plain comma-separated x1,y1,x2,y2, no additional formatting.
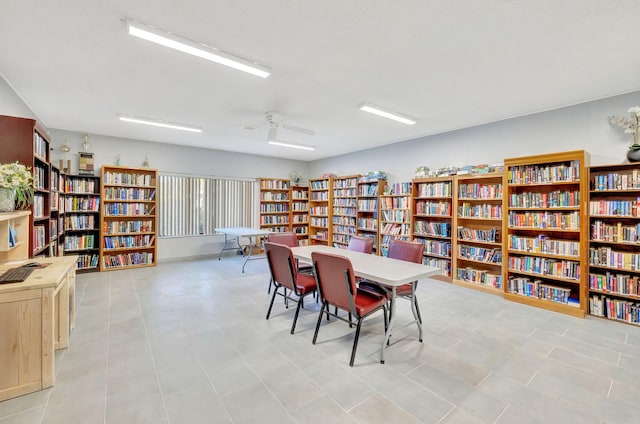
126,19,271,78
360,103,416,125
119,115,202,133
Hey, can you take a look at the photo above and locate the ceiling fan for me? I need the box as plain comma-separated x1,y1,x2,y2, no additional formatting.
249,112,316,151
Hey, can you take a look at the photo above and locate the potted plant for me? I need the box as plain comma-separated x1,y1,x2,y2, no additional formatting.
0,161,34,211
609,106,640,162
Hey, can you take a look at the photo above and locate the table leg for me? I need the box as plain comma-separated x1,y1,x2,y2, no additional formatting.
381,286,397,364
241,236,254,273
410,282,423,342
217,233,229,260
218,234,243,260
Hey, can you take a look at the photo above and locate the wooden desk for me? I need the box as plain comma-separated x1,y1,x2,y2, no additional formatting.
0,256,77,401
291,245,440,363
215,227,271,272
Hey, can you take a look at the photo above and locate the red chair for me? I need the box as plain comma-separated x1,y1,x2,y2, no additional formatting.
359,239,424,323
266,232,312,293
347,235,374,254
264,242,317,334
311,251,387,366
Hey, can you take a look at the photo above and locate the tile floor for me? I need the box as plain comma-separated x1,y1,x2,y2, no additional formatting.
1,255,640,423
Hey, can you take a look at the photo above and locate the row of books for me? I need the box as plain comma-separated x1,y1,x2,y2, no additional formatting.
260,192,289,201
34,165,47,190
592,171,640,191
382,210,410,222
457,268,502,288
508,277,575,305
77,254,99,270
590,294,640,324
380,196,410,209
33,225,46,252
415,200,450,216
508,190,580,208
333,234,352,245
260,215,289,224
357,218,378,231
333,198,356,207
358,183,380,197
591,220,640,243
458,226,499,243
508,211,580,230
421,239,451,257
291,190,308,200
387,182,412,195
507,160,581,184
292,202,308,211
310,180,329,190
310,192,329,200
260,203,289,213
414,222,451,238
310,217,328,227
415,182,452,198
294,226,308,234
260,180,290,189
424,257,451,276
65,196,100,212
458,244,501,263
34,132,48,159
310,207,328,215
458,203,501,219
589,272,640,297
380,223,410,236
103,252,154,268
508,255,580,280
103,172,153,186
332,216,356,226
103,235,155,249
292,215,308,224
33,194,45,218
357,199,377,211
104,203,152,216
458,183,502,199
332,178,357,188
65,214,96,230
333,207,356,216
67,179,97,194
507,235,579,257
64,234,96,251
589,247,640,271
332,188,357,198
104,219,153,234
589,199,640,217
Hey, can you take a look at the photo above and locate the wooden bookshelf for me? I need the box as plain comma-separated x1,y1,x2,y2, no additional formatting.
0,211,30,263
49,165,62,256
503,151,589,318
411,176,453,281
100,165,158,271
290,184,309,245
331,175,360,249
64,174,100,272
356,178,386,254
453,172,504,295
379,182,412,257
0,115,52,257
588,163,640,326
259,178,290,233
308,177,332,245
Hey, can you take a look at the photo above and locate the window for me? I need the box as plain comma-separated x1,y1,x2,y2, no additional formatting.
158,174,258,237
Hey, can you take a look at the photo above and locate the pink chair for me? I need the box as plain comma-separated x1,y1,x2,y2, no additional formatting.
264,242,317,334
266,232,312,293
359,239,424,323
347,235,374,254
311,251,387,366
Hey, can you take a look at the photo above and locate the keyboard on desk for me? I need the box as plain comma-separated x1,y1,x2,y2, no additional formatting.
0,266,34,283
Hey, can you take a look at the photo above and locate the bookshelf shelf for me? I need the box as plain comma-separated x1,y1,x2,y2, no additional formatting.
259,178,291,234
331,175,359,248
380,182,412,257
503,150,589,317
100,166,158,271
308,177,332,245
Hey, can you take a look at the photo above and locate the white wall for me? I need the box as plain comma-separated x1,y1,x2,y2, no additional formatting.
49,129,310,262
309,92,640,183
0,75,37,119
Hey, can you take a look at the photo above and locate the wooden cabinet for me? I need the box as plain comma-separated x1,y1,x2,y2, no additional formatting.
64,174,101,272
503,150,589,317
356,178,386,253
379,182,412,257
0,211,30,262
308,177,332,245
588,164,640,325
0,115,52,257
331,175,360,249
452,172,504,294
411,177,453,280
100,165,158,271
259,178,291,233
291,184,309,245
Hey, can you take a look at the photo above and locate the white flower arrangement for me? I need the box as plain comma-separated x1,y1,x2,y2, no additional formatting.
609,106,640,150
0,161,35,209
289,170,304,184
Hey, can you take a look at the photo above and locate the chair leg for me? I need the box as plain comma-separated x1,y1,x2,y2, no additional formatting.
267,277,273,294
313,302,327,344
266,285,279,320
414,295,423,324
383,305,388,333
291,294,304,334
349,318,363,367
348,312,352,328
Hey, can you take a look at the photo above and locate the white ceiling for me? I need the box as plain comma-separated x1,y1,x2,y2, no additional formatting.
1,1,639,161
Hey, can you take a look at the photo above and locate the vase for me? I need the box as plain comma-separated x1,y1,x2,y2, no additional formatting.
628,149,640,163
0,187,16,212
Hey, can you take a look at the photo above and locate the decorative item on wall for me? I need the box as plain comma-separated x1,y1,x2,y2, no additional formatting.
142,155,150,167
609,106,640,162
58,142,72,173
78,134,95,175
0,161,34,211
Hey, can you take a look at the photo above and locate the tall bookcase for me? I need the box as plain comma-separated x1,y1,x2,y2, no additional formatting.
290,184,309,245
411,177,453,280
588,164,640,325
0,115,52,257
49,165,63,256
356,178,386,253
100,165,158,271
308,177,332,245
331,175,359,249
503,150,589,318
453,172,504,294
379,182,412,257
259,178,290,233
64,174,101,272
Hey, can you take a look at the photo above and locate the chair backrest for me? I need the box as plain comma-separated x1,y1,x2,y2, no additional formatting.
347,235,373,254
312,252,356,312
264,242,297,291
388,239,423,264
266,232,299,248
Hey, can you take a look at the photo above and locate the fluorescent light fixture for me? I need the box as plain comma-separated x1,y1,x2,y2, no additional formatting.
268,140,316,151
119,115,202,133
359,103,416,125
126,19,270,78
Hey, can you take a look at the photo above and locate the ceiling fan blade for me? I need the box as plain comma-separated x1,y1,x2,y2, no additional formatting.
282,123,315,136
267,126,278,141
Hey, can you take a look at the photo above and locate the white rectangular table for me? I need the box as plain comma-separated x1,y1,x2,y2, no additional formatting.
291,245,440,363
216,227,272,272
